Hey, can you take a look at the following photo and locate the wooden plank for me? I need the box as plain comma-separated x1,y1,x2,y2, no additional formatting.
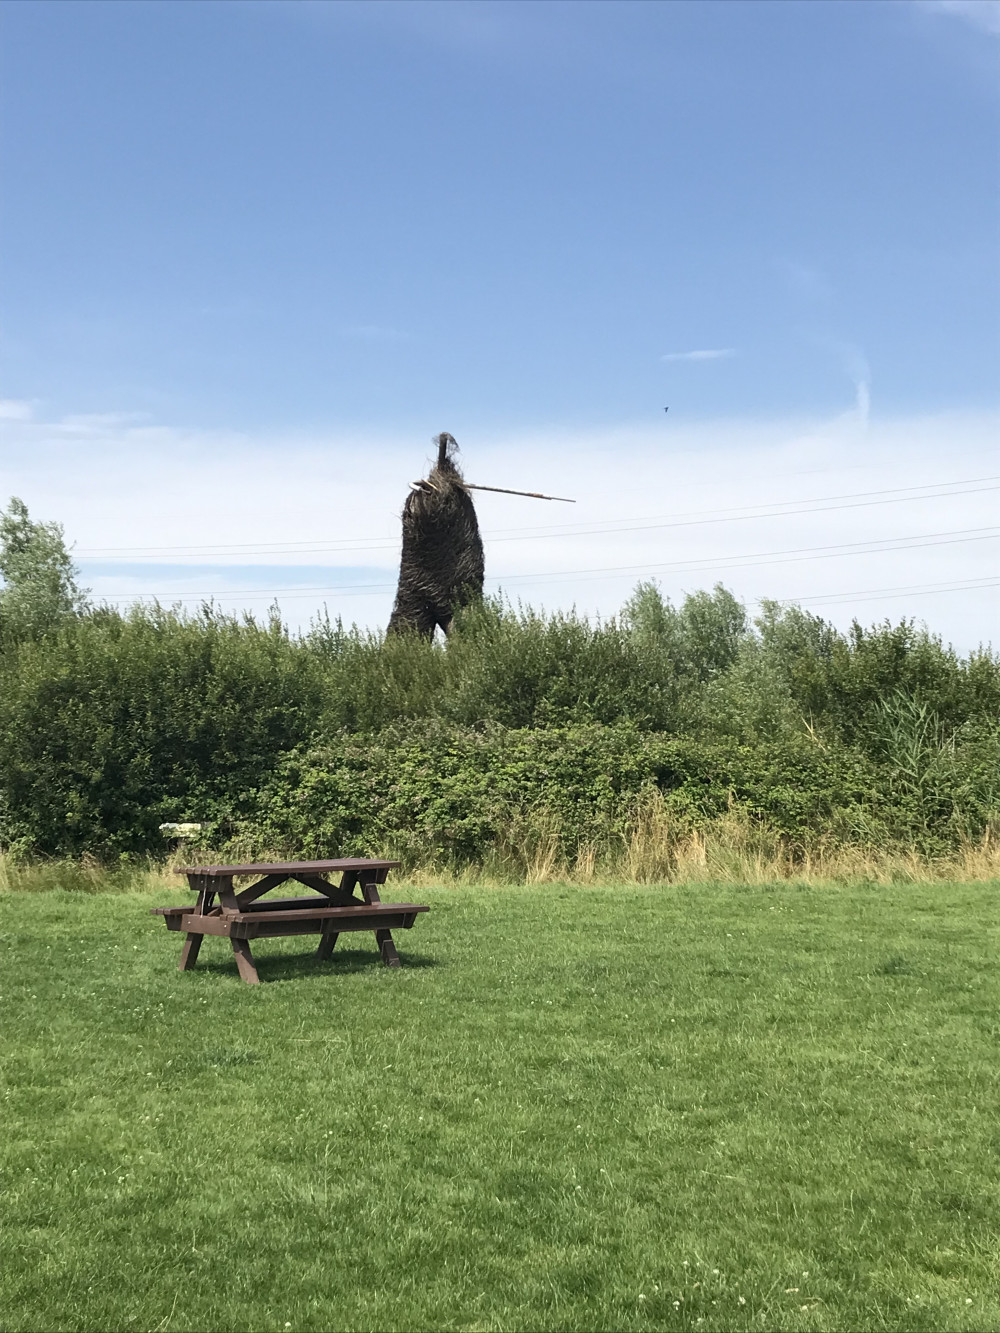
376,928,401,968
291,873,362,906
174,859,401,877
235,911,422,939
157,903,425,932
184,872,219,916
178,934,203,970
234,873,291,909
230,938,260,985
152,906,188,932
236,895,336,914
229,902,428,924
177,915,234,937
316,927,339,960
216,877,241,915
171,909,422,939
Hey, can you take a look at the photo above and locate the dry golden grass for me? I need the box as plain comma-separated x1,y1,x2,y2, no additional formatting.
3,798,998,897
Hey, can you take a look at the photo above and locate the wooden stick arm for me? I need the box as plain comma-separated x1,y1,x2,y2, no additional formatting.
462,483,576,503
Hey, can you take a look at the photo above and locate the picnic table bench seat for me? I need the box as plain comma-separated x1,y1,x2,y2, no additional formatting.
150,859,428,984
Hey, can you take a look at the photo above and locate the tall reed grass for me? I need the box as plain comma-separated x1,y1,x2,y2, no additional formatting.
0,853,173,895
5,800,995,895
462,795,1000,887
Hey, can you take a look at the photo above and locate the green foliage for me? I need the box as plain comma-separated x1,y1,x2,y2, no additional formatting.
0,497,90,645
0,604,327,856
0,583,997,861
234,722,877,870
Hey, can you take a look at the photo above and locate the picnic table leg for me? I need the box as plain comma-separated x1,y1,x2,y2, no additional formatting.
375,928,401,968
230,937,261,985
359,870,388,904
361,872,401,966
178,932,203,971
316,926,339,960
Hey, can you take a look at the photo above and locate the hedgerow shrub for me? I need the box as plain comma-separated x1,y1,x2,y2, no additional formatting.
0,587,997,861
227,722,876,869
229,718,997,869
0,604,327,856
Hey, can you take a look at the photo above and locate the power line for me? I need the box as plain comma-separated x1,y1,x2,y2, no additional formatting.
491,525,1000,587
93,522,1000,599
75,473,1000,560
770,576,1000,608
95,574,1000,610
486,478,1000,546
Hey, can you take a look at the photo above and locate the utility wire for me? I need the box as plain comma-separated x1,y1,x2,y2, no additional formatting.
75,474,1000,560
769,576,1000,608
94,523,1000,599
490,526,1000,587
95,574,1000,609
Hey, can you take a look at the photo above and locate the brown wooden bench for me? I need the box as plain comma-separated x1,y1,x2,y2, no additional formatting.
150,858,428,985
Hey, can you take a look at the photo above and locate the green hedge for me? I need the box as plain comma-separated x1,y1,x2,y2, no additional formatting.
234,720,994,867
1,593,997,861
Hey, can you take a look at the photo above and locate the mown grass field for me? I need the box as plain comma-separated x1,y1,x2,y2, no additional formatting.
1,881,997,1333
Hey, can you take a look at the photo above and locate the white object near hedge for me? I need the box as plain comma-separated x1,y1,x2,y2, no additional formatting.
158,823,202,839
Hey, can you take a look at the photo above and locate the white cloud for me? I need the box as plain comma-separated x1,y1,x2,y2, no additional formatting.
840,346,871,432
1,402,997,649
660,349,736,363
920,0,1000,36
59,411,153,431
0,399,34,421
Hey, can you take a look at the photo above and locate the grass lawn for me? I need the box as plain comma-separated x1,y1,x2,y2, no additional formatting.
0,880,997,1333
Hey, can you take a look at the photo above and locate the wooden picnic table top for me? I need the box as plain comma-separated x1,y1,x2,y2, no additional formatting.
174,858,402,877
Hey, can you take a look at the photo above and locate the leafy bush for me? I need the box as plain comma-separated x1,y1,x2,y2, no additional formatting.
0,604,327,856
0,583,997,864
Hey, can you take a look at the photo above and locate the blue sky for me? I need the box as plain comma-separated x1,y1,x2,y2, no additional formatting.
1,0,998,645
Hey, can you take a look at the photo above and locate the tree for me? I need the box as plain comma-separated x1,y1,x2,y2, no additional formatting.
0,497,89,644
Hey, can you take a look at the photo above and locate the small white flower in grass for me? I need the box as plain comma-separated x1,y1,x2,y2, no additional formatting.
712,1269,720,1276
638,1295,645,1302
738,1296,746,1305
967,1299,973,1305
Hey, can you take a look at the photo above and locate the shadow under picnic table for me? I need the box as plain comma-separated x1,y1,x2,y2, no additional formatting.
191,944,441,982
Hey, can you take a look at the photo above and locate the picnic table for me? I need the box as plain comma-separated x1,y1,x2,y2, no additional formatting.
150,859,429,985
